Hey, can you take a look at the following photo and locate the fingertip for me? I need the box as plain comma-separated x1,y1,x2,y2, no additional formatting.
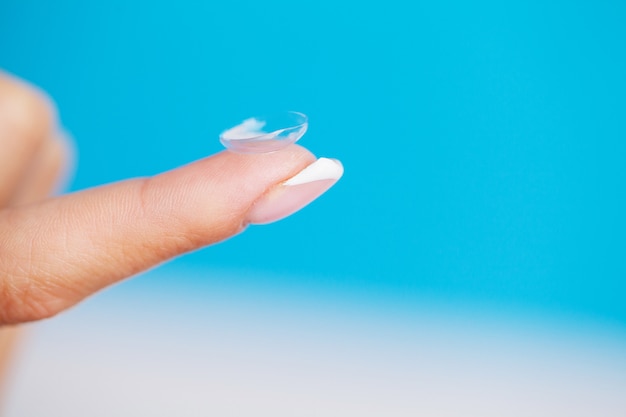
246,157,344,225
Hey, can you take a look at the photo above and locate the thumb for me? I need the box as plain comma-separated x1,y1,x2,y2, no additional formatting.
0,145,343,324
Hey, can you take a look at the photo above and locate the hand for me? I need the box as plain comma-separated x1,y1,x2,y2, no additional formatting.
0,70,343,325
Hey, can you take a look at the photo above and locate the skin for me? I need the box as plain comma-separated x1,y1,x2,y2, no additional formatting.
0,71,318,396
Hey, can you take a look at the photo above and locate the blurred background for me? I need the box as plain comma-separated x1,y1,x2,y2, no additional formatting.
1,0,625,415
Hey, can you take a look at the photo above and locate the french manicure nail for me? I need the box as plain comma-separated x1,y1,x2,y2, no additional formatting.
246,157,344,225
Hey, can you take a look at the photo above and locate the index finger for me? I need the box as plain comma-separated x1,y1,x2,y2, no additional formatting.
0,146,343,324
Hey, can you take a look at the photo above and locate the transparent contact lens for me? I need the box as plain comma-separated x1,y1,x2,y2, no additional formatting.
220,111,308,154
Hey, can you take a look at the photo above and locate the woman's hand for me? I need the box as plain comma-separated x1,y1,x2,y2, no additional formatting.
0,70,343,325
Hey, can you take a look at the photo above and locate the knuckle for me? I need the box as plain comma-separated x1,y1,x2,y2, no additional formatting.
0,74,56,144
134,178,203,255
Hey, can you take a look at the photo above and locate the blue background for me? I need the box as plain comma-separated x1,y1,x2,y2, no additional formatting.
1,0,625,327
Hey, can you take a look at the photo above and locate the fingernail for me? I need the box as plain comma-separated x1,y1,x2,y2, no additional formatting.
246,157,344,225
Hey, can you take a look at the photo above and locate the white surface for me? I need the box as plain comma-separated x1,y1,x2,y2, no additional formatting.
4,271,626,416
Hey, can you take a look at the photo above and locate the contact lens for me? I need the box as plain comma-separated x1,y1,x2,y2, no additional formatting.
219,111,308,154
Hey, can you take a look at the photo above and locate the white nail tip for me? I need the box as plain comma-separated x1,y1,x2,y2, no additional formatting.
284,157,344,186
